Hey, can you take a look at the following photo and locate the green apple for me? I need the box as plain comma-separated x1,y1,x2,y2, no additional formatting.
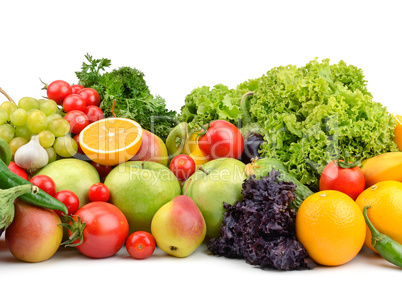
183,158,246,239
35,158,100,208
151,195,206,258
104,161,181,234
130,130,169,166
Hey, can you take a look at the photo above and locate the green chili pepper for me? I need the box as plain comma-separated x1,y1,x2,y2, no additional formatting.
363,205,402,268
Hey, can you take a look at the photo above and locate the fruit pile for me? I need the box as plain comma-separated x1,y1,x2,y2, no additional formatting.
2,57,402,272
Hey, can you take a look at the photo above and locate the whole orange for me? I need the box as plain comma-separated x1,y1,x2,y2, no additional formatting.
355,180,402,253
296,190,366,266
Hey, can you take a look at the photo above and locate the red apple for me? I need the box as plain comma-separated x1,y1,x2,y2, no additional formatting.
130,130,169,166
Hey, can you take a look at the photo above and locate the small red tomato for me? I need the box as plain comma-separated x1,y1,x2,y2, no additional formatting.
78,88,101,107
84,105,104,123
88,183,110,202
71,84,84,94
319,159,365,200
126,231,156,260
63,94,87,113
29,175,56,197
169,154,196,181
198,120,244,160
53,190,80,216
46,80,72,105
64,110,89,134
8,161,28,180
91,161,113,178
73,134,84,155
68,202,129,258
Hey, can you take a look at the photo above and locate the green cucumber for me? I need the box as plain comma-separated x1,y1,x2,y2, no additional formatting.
0,137,12,166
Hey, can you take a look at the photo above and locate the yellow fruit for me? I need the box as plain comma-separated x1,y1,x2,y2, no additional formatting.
361,152,402,188
183,133,209,169
296,190,366,266
355,180,402,253
79,117,142,166
393,113,402,151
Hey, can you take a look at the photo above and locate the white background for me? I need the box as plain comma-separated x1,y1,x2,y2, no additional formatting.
1,0,402,292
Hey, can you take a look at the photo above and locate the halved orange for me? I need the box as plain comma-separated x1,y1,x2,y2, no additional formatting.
79,117,143,166
393,113,402,151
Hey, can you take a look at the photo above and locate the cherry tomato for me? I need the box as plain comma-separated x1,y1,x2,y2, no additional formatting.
198,120,244,160
64,110,89,134
69,202,129,258
29,175,56,197
88,183,110,202
84,105,104,123
8,161,28,180
73,134,84,155
78,88,101,107
91,161,113,178
53,190,79,216
169,154,196,181
46,80,72,105
71,84,84,94
319,160,365,200
62,94,87,113
126,231,156,260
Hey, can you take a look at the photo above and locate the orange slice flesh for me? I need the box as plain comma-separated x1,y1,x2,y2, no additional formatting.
393,113,402,151
79,117,143,166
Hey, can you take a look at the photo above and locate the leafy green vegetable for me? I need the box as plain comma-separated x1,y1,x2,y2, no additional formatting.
249,58,398,191
75,54,177,141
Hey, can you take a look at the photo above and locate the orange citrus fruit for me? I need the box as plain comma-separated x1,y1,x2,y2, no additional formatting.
296,190,366,266
355,180,402,253
392,113,402,151
79,117,142,166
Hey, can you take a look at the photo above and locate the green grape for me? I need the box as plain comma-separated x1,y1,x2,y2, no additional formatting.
0,109,9,124
15,124,33,141
0,124,15,143
46,113,63,124
38,130,55,148
0,101,18,116
53,136,78,157
40,99,58,116
45,147,57,163
9,136,28,155
47,117,70,137
10,108,28,126
18,97,40,111
27,110,47,134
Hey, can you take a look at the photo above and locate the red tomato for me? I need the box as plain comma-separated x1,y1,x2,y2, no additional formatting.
62,94,87,113
53,190,79,216
29,175,56,197
46,80,72,105
198,120,244,160
69,202,129,258
78,88,101,107
88,183,110,202
91,161,113,178
71,84,84,94
84,105,104,123
73,134,84,155
64,110,89,134
169,154,196,181
126,231,156,260
8,161,28,180
319,160,365,200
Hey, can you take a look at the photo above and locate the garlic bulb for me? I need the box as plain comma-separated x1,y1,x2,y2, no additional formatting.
14,135,49,173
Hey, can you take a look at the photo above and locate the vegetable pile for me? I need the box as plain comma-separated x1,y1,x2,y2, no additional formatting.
207,170,315,271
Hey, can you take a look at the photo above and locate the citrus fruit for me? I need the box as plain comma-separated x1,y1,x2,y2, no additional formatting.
296,190,366,266
355,180,402,253
79,117,142,166
393,113,402,151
